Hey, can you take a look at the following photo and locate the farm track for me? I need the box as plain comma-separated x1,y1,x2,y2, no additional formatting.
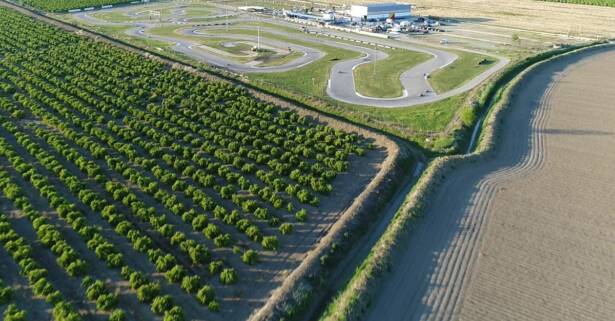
365,45,615,321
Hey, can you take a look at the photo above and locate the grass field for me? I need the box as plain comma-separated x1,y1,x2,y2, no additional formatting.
429,50,495,93
353,49,432,98
258,50,304,67
195,28,363,96
352,94,465,133
202,38,254,55
93,10,152,22
89,24,173,52
344,93,467,149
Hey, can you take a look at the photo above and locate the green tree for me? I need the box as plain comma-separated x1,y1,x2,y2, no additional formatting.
109,309,126,321
137,283,160,303
3,304,26,321
261,236,279,251
279,223,293,235
151,295,173,315
241,249,258,265
219,268,237,285
196,285,215,305
181,275,200,294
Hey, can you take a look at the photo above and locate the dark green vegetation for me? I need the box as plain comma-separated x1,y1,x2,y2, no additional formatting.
539,0,615,7
0,6,370,320
19,0,132,11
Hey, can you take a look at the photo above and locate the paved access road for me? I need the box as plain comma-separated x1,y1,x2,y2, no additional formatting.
364,45,615,321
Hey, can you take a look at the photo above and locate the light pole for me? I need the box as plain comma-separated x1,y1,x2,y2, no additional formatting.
257,25,261,50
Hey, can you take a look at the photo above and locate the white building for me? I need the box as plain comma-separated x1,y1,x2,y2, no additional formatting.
350,3,411,21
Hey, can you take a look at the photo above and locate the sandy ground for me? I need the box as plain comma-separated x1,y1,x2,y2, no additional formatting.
364,45,615,321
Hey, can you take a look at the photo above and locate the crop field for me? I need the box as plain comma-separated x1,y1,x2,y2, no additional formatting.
2,1,615,321
0,6,388,321
20,0,132,11
361,45,615,321
539,0,615,7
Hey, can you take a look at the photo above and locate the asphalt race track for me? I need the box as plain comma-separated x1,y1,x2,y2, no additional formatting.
72,5,508,108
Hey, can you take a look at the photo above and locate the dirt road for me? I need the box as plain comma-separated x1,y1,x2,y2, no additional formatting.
365,45,615,321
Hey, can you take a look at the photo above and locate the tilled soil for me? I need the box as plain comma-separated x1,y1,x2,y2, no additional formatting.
365,46,615,321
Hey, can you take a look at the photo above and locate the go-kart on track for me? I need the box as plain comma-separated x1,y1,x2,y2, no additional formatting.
365,45,615,321
71,7,508,108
